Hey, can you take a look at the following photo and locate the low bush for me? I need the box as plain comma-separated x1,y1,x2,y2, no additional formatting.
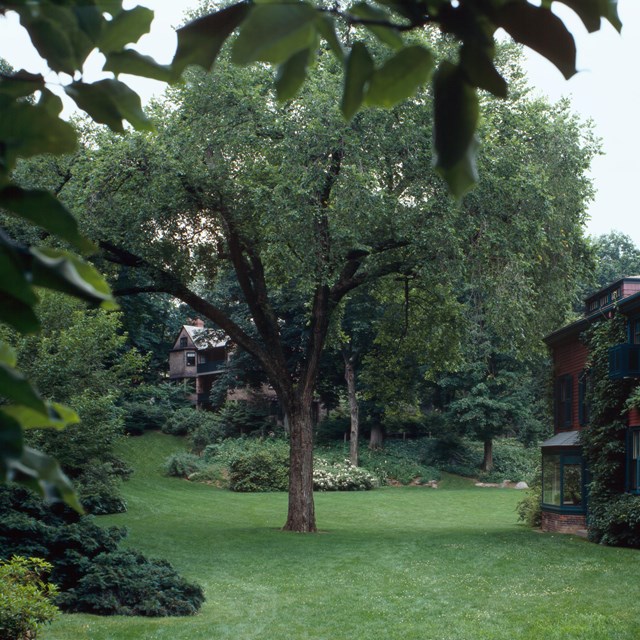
0,556,59,640
588,494,640,547
228,440,289,492
162,407,207,436
516,471,542,528
313,459,377,491
0,486,204,617
163,452,203,478
58,550,205,616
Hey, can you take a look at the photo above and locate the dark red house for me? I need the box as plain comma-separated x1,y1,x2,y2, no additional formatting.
542,276,640,534
168,318,228,408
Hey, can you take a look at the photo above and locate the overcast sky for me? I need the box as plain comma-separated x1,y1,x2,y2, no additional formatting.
1,1,639,244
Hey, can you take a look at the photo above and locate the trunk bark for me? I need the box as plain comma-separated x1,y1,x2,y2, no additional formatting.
282,397,317,532
369,424,384,449
481,438,493,472
343,353,359,467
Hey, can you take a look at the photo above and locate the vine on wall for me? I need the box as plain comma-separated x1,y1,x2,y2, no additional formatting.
582,315,640,547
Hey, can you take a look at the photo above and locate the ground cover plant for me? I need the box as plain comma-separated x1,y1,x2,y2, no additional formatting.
42,432,640,640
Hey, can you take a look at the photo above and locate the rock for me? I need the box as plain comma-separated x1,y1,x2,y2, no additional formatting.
515,481,529,490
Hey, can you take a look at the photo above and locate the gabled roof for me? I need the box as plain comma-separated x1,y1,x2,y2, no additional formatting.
172,325,228,351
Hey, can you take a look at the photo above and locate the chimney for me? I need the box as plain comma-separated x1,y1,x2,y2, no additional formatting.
194,317,205,328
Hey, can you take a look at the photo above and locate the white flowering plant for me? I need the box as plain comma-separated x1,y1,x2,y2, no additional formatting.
313,458,378,492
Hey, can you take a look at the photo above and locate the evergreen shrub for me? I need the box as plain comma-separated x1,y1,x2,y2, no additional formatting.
0,486,204,617
58,550,205,616
76,462,127,515
122,401,166,435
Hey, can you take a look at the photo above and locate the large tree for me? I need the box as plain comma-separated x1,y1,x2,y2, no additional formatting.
65,50,460,531
54,42,593,532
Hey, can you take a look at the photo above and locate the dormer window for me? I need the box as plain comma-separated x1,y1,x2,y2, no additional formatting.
588,300,599,312
180,336,188,348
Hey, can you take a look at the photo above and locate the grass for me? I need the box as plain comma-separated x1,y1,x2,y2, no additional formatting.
43,433,640,640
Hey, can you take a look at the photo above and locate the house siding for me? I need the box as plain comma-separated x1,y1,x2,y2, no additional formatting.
552,339,589,432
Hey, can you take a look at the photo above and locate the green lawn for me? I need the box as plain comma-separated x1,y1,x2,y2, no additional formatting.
44,433,640,640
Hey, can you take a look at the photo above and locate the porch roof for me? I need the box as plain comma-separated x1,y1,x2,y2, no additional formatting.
541,431,581,448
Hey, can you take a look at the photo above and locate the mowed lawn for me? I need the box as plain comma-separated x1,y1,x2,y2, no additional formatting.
44,433,640,640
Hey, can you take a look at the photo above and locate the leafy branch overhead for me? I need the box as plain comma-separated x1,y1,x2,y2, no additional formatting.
0,0,171,508
172,0,620,198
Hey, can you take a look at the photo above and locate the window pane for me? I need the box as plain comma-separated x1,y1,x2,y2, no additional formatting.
542,454,561,506
186,352,196,367
562,464,582,506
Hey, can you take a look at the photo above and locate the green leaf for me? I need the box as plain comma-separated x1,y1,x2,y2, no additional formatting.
553,0,621,32
0,414,24,460
0,237,38,307
0,362,46,413
65,79,152,133
0,295,41,334
231,2,317,65
365,45,434,108
16,9,79,74
341,42,374,121
173,2,250,77
30,247,118,309
104,50,172,82
0,185,96,253
1,402,80,430
460,43,507,98
38,89,64,117
0,70,45,99
98,6,154,54
276,48,312,101
0,342,17,368
433,61,479,199
497,3,577,80
349,3,403,50
315,15,344,62
0,102,77,171
8,446,83,513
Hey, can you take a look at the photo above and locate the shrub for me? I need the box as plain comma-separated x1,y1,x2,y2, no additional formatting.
313,459,377,491
0,556,59,640
76,462,127,515
162,407,204,436
516,472,542,528
228,440,289,492
588,494,640,547
0,486,204,617
58,550,205,616
122,401,166,435
163,452,203,478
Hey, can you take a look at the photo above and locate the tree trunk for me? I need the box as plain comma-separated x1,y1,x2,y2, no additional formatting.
481,438,493,472
282,397,316,532
343,353,359,467
369,423,384,449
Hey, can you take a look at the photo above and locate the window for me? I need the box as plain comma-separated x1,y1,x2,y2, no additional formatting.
186,351,196,367
629,430,640,493
555,375,573,429
588,299,599,312
542,452,584,510
180,336,188,348
633,319,640,345
578,371,589,427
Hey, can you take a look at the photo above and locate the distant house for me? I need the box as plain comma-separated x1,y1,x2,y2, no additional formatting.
168,318,325,423
542,277,640,534
169,318,228,408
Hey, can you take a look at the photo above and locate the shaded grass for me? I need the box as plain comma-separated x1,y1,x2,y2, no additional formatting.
44,433,640,640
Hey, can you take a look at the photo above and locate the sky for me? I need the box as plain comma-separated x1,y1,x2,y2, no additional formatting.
1,1,639,244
